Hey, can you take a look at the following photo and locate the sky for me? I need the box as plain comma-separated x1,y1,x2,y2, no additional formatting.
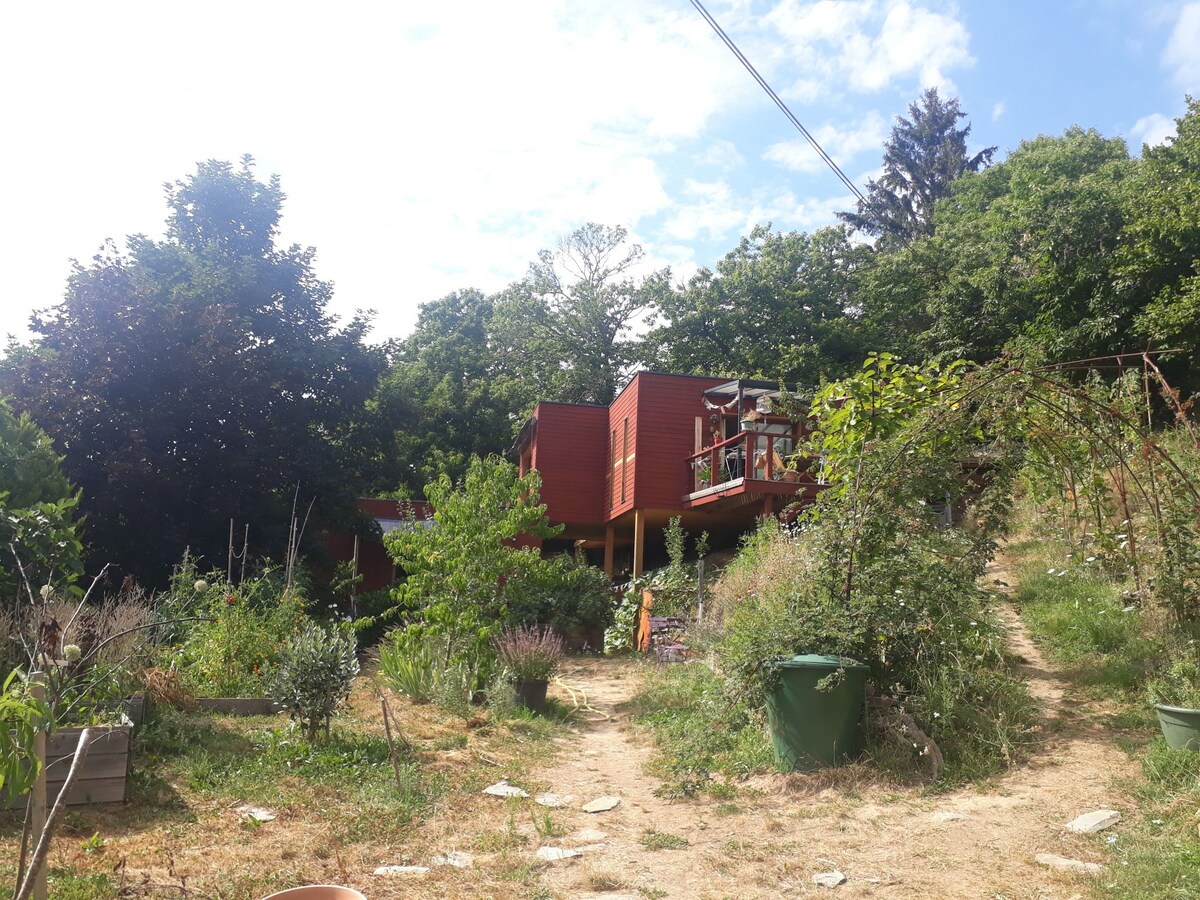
1,0,1197,344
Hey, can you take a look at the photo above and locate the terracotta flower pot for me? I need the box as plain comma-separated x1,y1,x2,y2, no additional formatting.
260,886,366,900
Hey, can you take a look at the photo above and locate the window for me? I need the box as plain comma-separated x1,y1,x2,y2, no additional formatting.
620,417,629,504
607,428,616,510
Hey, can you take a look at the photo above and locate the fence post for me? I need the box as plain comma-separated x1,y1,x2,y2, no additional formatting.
696,559,706,623
29,670,48,900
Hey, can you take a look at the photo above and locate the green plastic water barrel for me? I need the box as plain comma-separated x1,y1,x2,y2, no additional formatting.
764,654,868,771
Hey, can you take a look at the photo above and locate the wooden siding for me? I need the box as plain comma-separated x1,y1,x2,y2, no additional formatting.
606,376,641,519
530,402,609,525
628,373,727,514
7,725,130,808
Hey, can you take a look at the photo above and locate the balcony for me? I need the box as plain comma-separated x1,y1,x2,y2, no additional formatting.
683,430,825,510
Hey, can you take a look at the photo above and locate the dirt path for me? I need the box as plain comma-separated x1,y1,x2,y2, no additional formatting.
402,557,1140,899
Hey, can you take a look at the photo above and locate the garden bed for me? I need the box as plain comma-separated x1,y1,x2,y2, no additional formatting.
191,697,282,715
6,724,131,809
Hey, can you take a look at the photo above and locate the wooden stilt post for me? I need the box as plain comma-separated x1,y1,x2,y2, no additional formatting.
603,525,615,580
632,509,646,578
763,494,775,517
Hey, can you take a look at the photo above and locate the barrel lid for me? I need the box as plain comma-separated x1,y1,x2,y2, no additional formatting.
772,654,867,670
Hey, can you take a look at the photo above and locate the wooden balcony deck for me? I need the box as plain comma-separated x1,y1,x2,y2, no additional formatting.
683,430,825,511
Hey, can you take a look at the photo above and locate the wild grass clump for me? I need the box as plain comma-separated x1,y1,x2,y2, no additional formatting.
629,660,775,794
1013,542,1161,696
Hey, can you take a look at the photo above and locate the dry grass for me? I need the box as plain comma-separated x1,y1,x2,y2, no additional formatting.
0,673,573,898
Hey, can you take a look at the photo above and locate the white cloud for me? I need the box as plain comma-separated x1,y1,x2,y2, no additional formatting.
1163,3,1200,90
762,111,888,173
1130,112,1177,148
992,101,1006,121
763,0,974,96
694,140,746,170
0,0,972,344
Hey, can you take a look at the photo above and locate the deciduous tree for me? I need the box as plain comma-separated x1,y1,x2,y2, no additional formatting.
0,157,383,584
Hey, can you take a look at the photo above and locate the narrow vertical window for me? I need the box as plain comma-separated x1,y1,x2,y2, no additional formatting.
607,428,616,510
620,417,629,504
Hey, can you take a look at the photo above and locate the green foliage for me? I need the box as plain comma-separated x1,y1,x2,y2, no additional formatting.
384,456,561,673
1014,549,1154,695
840,87,995,244
805,352,974,495
505,552,615,634
0,669,48,802
511,223,669,405
271,621,360,740
380,627,494,711
604,578,647,654
377,631,439,703
166,564,307,697
1148,655,1200,710
0,157,384,585
0,397,84,600
629,662,775,794
648,517,709,619
648,225,873,384
367,289,537,494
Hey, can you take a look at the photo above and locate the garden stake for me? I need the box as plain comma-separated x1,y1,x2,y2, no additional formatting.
379,695,407,790
17,728,93,900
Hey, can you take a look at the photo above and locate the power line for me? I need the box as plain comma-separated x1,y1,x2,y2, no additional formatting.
688,0,867,204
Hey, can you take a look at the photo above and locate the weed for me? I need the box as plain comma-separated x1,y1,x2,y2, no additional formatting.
434,733,468,751
78,831,106,852
639,828,689,850
578,866,633,890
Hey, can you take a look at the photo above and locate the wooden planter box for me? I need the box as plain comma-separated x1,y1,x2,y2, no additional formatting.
7,724,131,809
192,698,282,715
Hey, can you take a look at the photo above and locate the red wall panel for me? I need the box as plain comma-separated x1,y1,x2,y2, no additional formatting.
629,373,727,512
530,402,609,525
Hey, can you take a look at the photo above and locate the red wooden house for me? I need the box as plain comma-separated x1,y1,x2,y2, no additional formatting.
514,372,824,579
323,498,433,593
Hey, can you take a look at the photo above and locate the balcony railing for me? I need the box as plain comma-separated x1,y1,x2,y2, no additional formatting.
684,431,822,496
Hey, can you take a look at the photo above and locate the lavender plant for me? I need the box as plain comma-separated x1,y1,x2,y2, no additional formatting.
493,625,564,682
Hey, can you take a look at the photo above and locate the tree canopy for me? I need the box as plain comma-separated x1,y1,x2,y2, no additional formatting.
0,157,383,584
839,88,995,245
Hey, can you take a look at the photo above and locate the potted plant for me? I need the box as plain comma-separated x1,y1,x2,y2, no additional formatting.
1149,656,1200,750
493,625,564,713
694,457,712,489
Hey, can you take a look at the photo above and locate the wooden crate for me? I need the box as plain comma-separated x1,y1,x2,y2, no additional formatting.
7,725,131,809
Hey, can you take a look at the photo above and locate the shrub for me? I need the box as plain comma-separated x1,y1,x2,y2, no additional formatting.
163,563,306,697
271,621,359,740
506,553,615,635
493,625,564,682
377,632,438,704
1148,654,1200,709
379,626,493,710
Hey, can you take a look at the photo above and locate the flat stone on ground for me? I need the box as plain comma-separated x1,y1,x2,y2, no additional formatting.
1035,853,1103,874
235,805,277,823
1065,809,1121,834
483,780,530,798
812,871,847,887
432,851,473,868
536,846,582,861
581,795,621,813
535,792,572,807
